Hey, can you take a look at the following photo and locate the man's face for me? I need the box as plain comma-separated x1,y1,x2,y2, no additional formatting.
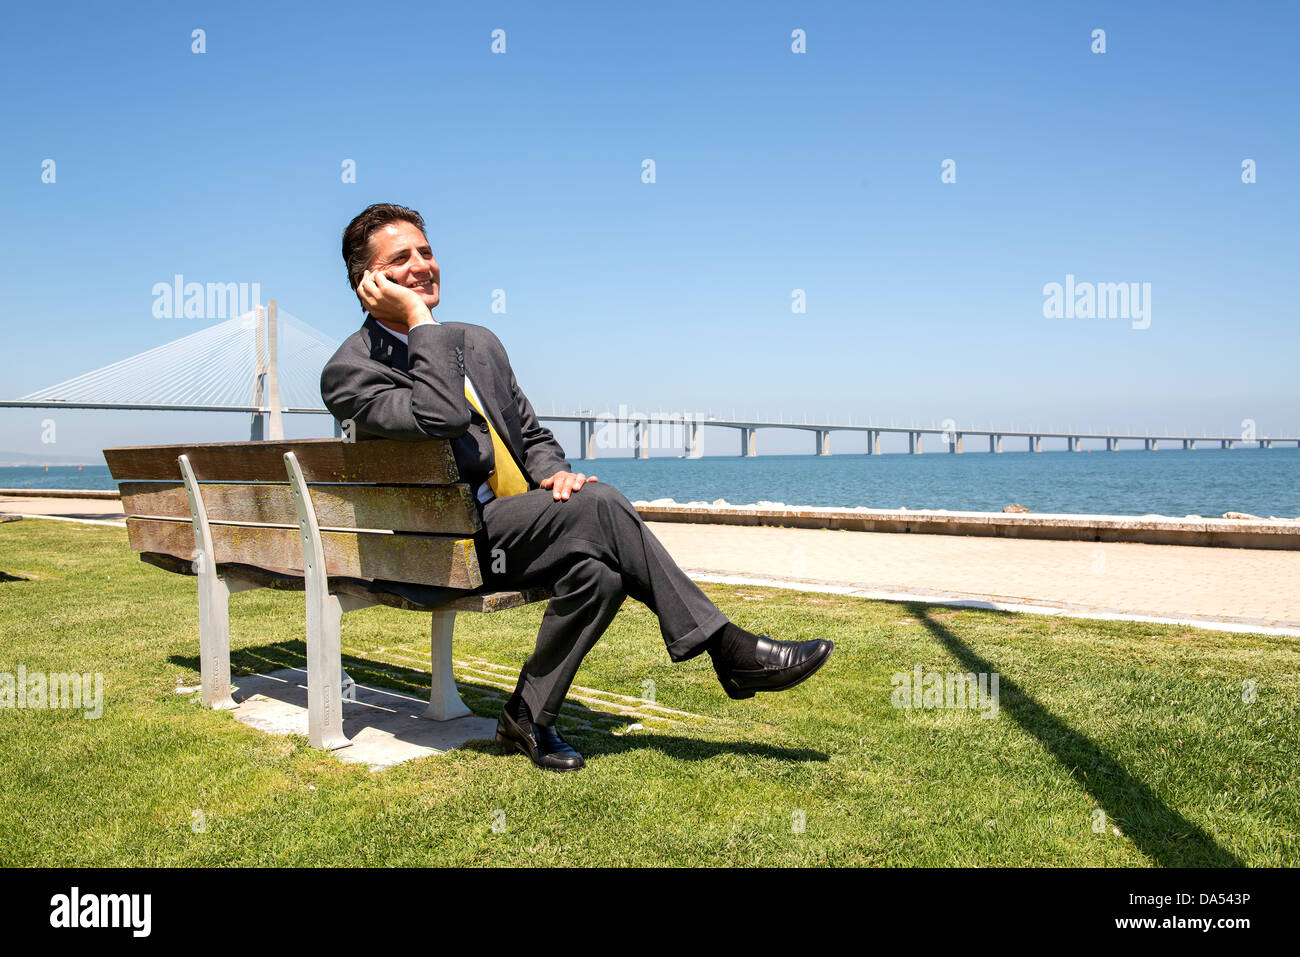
366,220,440,310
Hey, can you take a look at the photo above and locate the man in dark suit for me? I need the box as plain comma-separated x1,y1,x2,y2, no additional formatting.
321,203,833,771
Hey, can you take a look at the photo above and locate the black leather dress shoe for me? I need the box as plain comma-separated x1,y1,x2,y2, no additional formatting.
496,695,585,772
715,635,834,700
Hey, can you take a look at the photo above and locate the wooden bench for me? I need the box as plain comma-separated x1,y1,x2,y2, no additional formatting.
103,438,550,751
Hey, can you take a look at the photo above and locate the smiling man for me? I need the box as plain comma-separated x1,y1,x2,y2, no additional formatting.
320,203,833,771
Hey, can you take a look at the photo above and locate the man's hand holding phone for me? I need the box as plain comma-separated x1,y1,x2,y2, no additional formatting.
357,269,433,332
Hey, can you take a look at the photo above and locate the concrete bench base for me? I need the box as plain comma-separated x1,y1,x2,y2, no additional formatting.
226,667,499,770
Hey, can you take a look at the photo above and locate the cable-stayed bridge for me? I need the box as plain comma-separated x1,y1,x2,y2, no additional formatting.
3,311,1296,456
3,304,337,440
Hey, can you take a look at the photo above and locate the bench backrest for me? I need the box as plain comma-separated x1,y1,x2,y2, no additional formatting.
104,438,484,589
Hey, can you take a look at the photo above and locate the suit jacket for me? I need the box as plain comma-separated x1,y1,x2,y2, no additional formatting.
319,316,571,493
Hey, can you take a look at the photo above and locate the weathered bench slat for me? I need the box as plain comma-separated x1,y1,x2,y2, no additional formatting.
140,551,551,612
126,517,483,589
120,481,481,535
104,437,459,484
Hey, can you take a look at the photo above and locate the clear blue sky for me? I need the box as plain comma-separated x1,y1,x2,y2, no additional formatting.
2,0,1296,459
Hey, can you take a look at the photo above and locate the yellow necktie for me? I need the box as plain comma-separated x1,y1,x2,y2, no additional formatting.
463,378,529,497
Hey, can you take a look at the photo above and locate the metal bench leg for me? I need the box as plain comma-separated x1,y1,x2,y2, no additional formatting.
306,591,357,751
195,569,238,711
179,452,241,712
423,610,471,721
285,449,357,751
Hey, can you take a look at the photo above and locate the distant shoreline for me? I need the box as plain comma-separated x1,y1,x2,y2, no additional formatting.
0,462,97,468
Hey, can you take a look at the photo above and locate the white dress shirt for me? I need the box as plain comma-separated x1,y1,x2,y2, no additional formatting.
379,318,496,505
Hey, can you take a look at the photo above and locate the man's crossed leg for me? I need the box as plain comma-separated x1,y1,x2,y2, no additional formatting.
474,482,833,771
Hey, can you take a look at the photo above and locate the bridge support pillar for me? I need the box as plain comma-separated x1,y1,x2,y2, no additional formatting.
869,430,881,455
575,420,587,460
816,430,831,456
1067,436,1076,452
1030,435,1041,452
740,428,757,457
948,433,962,453
909,431,922,454
634,419,650,459
684,419,701,458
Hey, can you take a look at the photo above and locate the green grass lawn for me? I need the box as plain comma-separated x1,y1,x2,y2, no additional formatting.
1,519,1297,866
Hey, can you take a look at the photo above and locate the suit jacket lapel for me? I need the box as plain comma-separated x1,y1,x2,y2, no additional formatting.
364,315,410,372
465,338,504,436
465,336,531,480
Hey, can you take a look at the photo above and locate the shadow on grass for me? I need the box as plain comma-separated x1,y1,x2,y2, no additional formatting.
171,642,828,767
455,732,829,764
908,602,1242,867
0,571,34,582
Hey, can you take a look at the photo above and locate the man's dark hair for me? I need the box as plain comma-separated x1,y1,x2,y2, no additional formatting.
341,203,427,291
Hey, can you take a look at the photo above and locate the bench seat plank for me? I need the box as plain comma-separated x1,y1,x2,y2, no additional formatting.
119,481,481,535
126,518,482,589
105,437,459,484
139,551,550,612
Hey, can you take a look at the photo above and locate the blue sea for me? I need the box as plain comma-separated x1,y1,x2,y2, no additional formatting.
5,448,1298,517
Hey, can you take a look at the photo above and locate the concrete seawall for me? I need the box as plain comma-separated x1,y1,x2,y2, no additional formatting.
0,488,121,500
632,501,1300,550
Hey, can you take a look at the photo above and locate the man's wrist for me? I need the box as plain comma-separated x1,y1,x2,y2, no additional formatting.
405,303,434,329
